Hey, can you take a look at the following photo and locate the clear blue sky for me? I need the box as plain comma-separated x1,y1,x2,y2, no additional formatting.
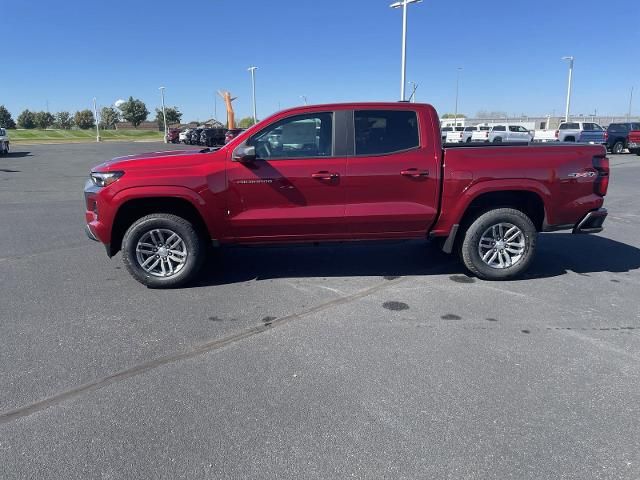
3,0,639,122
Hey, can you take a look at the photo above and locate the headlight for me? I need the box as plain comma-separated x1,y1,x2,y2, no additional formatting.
90,171,124,187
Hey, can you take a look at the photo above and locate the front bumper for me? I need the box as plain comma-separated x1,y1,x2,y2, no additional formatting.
628,141,639,149
85,224,99,241
573,208,607,234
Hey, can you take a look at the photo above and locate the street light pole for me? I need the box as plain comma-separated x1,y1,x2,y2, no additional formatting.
628,86,634,121
159,87,168,143
92,97,101,142
562,56,574,122
300,95,308,105
390,0,422,101
454,67,462,128
248,66,258,124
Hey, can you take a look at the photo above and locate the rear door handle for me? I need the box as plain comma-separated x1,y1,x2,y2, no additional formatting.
400,168,429,178
312,171,339,180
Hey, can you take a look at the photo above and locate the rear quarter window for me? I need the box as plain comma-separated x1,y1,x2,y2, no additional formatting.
355,110,419,155
560,123,580,129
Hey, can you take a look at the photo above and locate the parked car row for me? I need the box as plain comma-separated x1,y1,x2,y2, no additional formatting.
175,127,246,147
444,120,639,152
444,124,534,143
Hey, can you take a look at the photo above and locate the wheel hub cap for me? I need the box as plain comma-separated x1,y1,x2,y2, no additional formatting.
478,222,526,269
135,228,188,277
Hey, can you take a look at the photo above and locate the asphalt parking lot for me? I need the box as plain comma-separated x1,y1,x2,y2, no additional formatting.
1,142,639,479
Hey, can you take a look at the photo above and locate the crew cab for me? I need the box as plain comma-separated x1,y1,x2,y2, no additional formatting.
84,102,609,288
556,121,607,144
0,128,9,155
627,129,640,155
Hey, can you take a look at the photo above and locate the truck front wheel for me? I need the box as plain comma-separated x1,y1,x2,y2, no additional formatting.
121,213,206,288
460,208,537,280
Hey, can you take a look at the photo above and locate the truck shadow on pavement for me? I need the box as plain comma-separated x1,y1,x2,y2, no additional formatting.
193,233,640,286
2,151,32,158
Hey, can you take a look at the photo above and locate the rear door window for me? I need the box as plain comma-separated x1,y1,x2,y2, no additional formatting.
608,124,627,132
355,110,419,155
560,123,580,129
493,126,506,132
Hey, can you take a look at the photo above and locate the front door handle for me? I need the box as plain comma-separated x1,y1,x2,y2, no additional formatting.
400,168,429,178
312,171,339,180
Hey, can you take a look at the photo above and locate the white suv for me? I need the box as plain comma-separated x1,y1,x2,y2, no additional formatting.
472,125,533,143
0,128,9,155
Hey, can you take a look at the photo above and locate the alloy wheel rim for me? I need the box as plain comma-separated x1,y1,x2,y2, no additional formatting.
478,222,526,269
135,228,188,277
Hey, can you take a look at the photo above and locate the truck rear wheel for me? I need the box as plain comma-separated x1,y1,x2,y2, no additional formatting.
460,208,537,280
122,213,205,288
611,141,624,154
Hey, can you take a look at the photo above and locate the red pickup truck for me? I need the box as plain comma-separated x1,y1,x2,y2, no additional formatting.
84,102,609,287
627,130,640,155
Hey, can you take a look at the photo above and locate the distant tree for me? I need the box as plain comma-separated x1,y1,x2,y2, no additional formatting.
74,110,95,129
17,109,36,129
237,116,256,128
155,106,182,129
0,105,16,129
34,111,55,130
120,96,149,128
54,111,74,130
100,106,120,130
441,113,467,119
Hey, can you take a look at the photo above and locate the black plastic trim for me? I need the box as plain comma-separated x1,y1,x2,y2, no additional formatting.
573,208,608,234
442,224,459,254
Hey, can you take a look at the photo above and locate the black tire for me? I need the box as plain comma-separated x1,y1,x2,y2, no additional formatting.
466,137,472,143
565,136,575,142
460,208,537,281
493,137,503,143
122,213,206,288
612,141,624,155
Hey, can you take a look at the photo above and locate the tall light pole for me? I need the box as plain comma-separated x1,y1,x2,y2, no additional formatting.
562,56,574,122
390,0,422,101
300,95,308,105
454,67,462,127
248,66,258,125
159,87,168,143
628,86,634,121
92,97,101,142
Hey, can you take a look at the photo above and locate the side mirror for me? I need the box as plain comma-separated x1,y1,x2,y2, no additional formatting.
233,145,256,162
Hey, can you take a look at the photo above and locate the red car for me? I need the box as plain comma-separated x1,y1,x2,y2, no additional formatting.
224,128,245,144
627,130,640,155
165,128,180,144
84,102,609,287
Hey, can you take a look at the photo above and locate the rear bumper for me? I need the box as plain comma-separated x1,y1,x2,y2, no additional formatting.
628,141,639,149
573,208,607,234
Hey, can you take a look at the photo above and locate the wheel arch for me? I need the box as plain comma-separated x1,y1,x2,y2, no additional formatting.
109,196,210,257
457,190,546,233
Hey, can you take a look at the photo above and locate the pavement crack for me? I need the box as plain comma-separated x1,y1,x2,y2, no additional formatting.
0,274,415,425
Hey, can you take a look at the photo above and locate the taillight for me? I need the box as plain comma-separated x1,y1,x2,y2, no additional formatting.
555,130,559,138
604,131,608,142
593,155,609,196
